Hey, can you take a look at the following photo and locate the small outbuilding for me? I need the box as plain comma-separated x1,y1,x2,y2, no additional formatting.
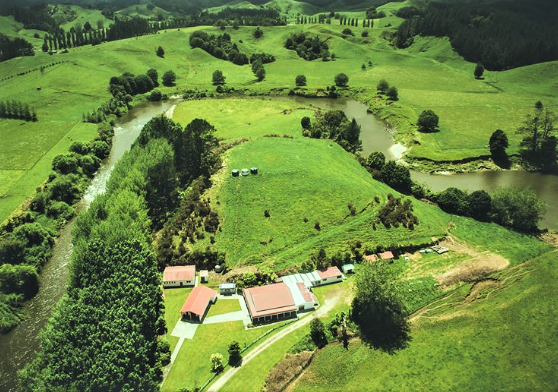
200,270,209,283
431,245,449,254
316,266,344,286
163,265,196,288
380,251,394,261
181,285,218,322
219,282,236,295
365,254,378,263
342,264,355,274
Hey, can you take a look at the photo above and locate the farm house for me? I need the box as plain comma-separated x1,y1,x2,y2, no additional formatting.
163,265,196,288
316,266,344,285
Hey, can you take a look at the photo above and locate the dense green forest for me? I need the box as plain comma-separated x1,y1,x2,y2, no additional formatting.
395,0,558,70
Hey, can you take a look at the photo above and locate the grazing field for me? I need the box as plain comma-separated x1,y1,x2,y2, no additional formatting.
291,251,558,392
207,135,448,269
1,7,557,221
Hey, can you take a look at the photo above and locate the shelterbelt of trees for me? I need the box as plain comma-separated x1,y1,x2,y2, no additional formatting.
19,115,221,390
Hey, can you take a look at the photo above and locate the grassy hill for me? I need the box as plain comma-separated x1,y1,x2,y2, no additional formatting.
291,250,558,391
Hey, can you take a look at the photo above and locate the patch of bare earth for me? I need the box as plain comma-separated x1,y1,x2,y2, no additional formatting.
435,237,509,287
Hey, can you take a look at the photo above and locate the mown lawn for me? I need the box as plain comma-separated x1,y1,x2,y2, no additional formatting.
293,250,558,391
206,298,241,318
161,321,277,392
163,287,191,352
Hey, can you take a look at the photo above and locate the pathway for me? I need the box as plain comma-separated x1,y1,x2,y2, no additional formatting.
207,294,342,392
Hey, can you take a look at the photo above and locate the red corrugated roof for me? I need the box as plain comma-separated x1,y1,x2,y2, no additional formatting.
316,266,342,280
181,286,217,316
164,265,195,282
243,283,296,318
365,254,378,262
380,251,394,260
296,282,315,303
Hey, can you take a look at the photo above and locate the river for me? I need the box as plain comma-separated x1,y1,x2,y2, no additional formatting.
0,100,176,392
0,96,556,390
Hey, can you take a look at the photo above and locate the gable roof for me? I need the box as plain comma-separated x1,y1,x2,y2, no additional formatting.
316,266,343,280
243,283,296,318
181,286,217,316
164,265,195,282
380,251,394,260
365,254,378,262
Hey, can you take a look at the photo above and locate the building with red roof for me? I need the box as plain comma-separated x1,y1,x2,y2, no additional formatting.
316,266,344,285
365,254,378,262
243,283,297,324
163,265,196,288
380,251,394,261
181,285,218,321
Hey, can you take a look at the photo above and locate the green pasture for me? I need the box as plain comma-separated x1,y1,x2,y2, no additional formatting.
172,98,313,141
293,250,558,391
206,135,449,269
1,2,556,227
57,6,113,32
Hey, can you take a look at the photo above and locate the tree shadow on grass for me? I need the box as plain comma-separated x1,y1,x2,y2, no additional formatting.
352,300,412,354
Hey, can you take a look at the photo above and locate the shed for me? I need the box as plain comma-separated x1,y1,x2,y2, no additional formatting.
250,167,258,175
220,282,236,295
365,254,378,262
431,245,449,254
232,169,239,177
316,266,344,286
380,251,394,261
163,265,196,288
200,270,209,283
181,286,218,321
342,264,355,274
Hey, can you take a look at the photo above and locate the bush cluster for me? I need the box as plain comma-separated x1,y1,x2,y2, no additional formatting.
285,33,330,61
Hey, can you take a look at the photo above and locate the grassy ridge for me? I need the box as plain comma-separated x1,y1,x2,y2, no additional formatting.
207,135,447,269
293,250,558,391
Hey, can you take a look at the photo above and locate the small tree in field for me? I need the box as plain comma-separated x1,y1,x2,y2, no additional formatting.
228,341,242,367
489,129,509,157
296,75,307,86
334,73,349,87
253,27,263,39
377,79,389,93
255,67,266,81
162,70,176,86
310,318,328,348
417,110,439,132
212,70,226,85
156,46,165,58
474,63,484,79
386,86,398,100
301,116,311,129
210,353,224,373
